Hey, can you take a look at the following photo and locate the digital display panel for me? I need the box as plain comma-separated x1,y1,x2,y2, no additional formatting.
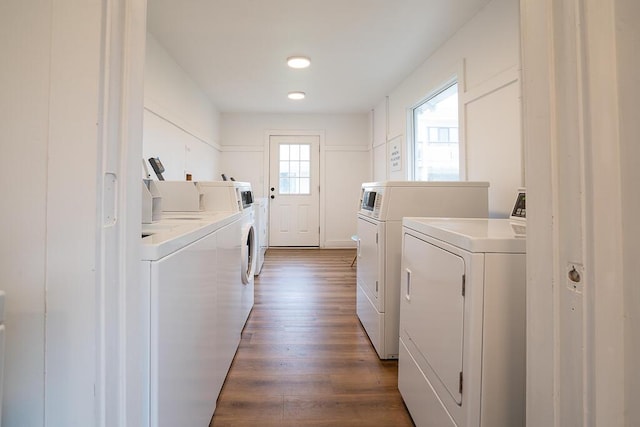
511,192,526,219
362,191,377,211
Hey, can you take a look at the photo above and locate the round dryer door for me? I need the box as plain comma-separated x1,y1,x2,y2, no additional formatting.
241,224,256,284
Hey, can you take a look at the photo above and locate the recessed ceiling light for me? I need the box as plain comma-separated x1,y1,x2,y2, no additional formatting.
287,56,311,69
288,91,306,100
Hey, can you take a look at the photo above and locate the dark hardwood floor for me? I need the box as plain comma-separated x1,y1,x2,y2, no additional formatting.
210,248,414,427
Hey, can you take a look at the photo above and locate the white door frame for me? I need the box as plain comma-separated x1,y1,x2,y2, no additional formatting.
264,130,326,247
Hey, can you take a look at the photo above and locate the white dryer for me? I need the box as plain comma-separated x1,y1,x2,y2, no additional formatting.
398,190,526,427
356,181,489,359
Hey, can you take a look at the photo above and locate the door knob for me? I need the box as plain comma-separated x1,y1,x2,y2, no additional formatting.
270,195,275,199
271,187,275,192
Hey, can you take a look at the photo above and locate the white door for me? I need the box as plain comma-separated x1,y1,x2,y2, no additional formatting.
269,135,320,246
402,234,465,405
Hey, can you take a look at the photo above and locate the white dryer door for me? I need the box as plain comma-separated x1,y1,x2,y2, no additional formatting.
402,234,465,404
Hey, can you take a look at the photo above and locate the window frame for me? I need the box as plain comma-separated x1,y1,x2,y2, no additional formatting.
409,77,465,181
278,142,312,195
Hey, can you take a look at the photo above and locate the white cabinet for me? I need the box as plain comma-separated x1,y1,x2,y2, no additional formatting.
399,218,526,427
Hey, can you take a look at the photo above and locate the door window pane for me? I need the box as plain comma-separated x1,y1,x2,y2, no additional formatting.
290,144,300,161
280,145,289,161
278,143,312,195
413,82,460,181
300,144,310,161
300,161,310,177
290,161,300,176
279,161,289,174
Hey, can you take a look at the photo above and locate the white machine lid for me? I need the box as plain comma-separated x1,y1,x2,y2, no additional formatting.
403,217,526,253
0,290,4,323
141,212,240,260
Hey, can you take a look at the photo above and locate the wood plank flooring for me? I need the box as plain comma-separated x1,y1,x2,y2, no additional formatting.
210,248,414,427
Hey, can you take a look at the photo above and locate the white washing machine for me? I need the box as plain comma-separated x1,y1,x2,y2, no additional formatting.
140,213,240,427
141,179,257,425
197,181,256,327
398,190,526,427
157,180,257,327
356,181,489,359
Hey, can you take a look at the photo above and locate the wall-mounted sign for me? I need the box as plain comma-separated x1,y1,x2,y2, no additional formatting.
389,136,402,172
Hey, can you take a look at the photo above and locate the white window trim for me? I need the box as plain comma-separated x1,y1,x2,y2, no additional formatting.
409,75,463,181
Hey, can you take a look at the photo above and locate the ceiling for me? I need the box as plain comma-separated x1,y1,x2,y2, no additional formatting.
146,0,491,114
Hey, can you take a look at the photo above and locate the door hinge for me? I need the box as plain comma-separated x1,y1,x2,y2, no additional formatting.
462,274,466,296
376,233,378,244
459,371,463,394
375,280,379,293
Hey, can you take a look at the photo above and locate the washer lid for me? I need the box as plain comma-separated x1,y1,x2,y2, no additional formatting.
403,218,526,253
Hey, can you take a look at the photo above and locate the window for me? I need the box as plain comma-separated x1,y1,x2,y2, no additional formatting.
279,143,311,194
412,82,460,181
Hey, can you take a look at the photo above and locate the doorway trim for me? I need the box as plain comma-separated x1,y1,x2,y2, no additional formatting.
264,129,326,247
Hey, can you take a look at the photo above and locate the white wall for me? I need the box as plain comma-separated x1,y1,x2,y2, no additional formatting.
143,34,221,181
374,0,521,217
0,1,147,426
221,113,370,247
0,2,49,423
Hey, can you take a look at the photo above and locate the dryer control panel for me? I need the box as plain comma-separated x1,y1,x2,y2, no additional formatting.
359,186,384,218
358,181,489,221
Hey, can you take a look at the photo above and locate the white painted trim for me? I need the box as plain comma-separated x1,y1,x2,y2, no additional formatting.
372,139,386,149
406,71,460,181
323,239,357,249
121,1,148,425
582,0,624,424
319,137,327,247
144,103,222,151
458,59,468,181
522,1,628,425
94,1,147,426
460,65,520,106
324,145,369,152
222,144,367,153
220,145,263,153
520,1,560,424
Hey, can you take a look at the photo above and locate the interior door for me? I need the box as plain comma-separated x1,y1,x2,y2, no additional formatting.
269,135,320,246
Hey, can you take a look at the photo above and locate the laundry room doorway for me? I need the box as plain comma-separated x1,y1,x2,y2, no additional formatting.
268,134,320,246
